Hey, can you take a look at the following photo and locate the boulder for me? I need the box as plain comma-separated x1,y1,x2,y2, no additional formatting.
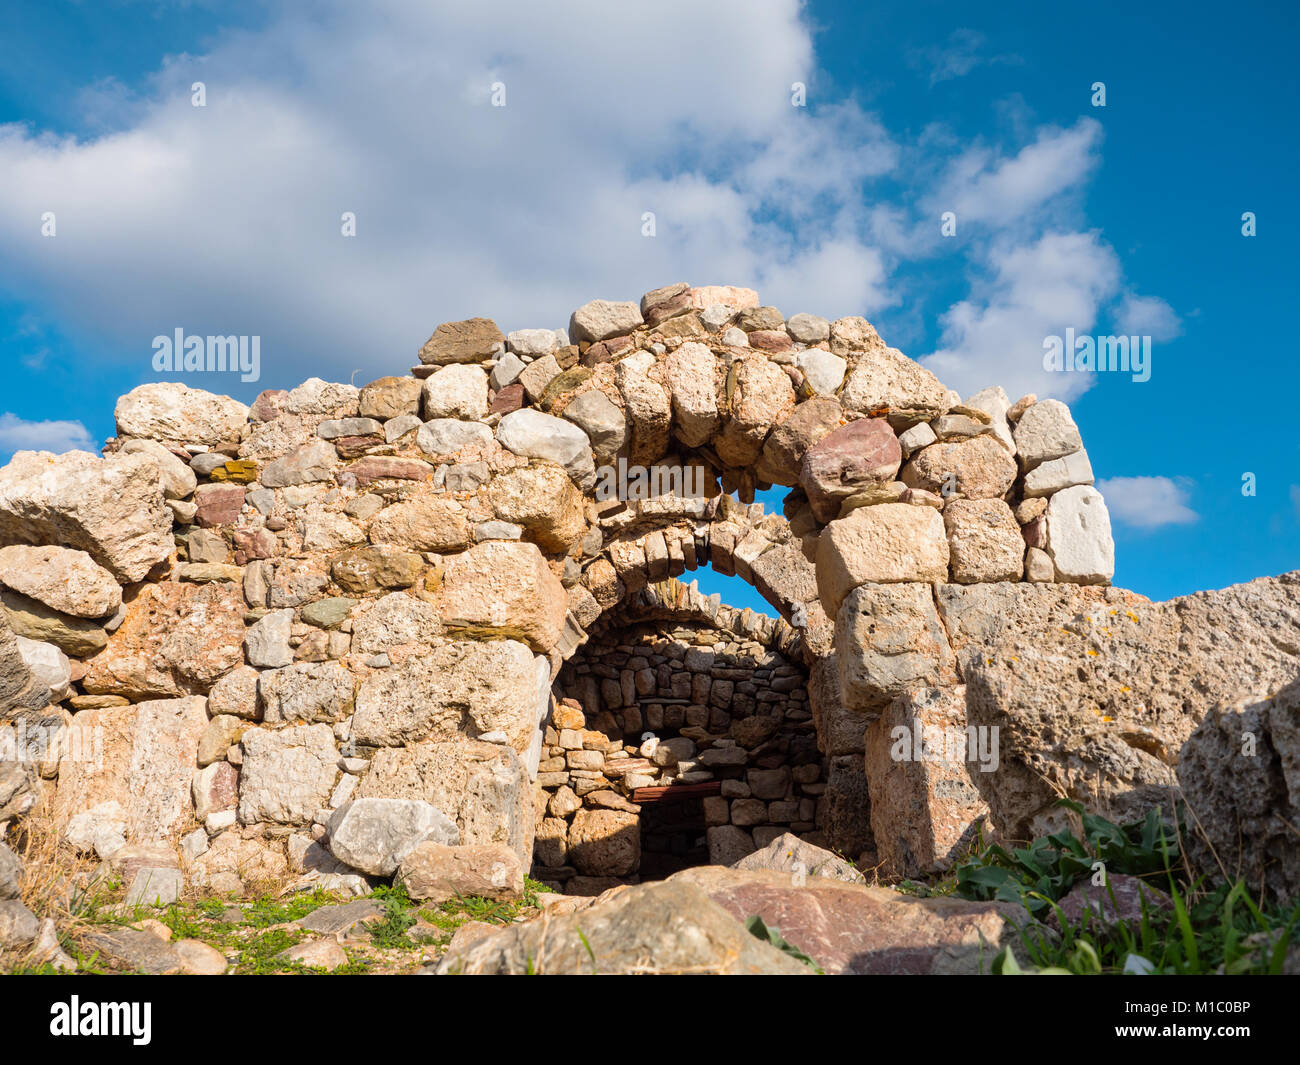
396,841,524,902
437,540,567,652
0,450,172,582
14,637,70,702
53,697,208,842
119,437,198,499
82,581,246,698
816,504,950,617
260,440,338,488
672,866,1023,975
419,318,504,365
348,592,442,655
326,797,460,876
114,382,249,446
487,464,586,553
1024,449,1093,497
237,724,339,825
358,740,534,865
436,879,809,975
865,686,989,877
799,418,901,522
943,498,1024,583
352,639,546,752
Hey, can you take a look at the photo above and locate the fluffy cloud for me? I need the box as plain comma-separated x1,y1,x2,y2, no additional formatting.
0,1,1171,412
920,230,1122,400
0,413,96,457
1096,476,1198,529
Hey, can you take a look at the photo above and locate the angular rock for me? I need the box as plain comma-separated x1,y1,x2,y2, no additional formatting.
54,697,208,842
419,318,504,365
836,582,957,714
732,832,865,883
496,409,594,488
437,540,567,652
716,356,796,467
437,879,807,975
260,662,355,724
0,450,172,582
326,797,459,876
673,866,1022,975
358,740,534,865
1024,449,1093,497
358,375,423,420
237,724,339,825
758,397,844,489
114,382,249,446
422,364,489,420
259,440,338,488
944,499,1024,583
1045,485,1114,585
569,300,643,343
82,581,245,698
487,464,586,553
840,347,948,417
1013,399,1083,471
865,686,989,877
352,639,546,752
415,418,494,459
901,436,1017,500
560,388,627,463
799,418,901,523
397,841,524,902
816,504,950,617
663,342,720,447
614,352,671,466
244,608,294,669
368,495,472,553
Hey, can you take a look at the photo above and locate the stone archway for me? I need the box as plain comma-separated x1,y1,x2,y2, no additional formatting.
1,281,1121,902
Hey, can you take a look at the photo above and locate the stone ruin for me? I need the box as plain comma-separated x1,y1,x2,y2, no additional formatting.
1,281,1298,917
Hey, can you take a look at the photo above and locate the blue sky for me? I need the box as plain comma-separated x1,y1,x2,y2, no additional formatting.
0,0,1296,616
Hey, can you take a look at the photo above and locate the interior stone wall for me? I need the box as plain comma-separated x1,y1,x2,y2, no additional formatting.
536,580,820,893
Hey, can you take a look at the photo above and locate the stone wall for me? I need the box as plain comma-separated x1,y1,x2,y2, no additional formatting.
538,579,822,892
0,281,1130,896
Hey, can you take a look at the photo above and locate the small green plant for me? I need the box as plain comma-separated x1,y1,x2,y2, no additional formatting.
744,915,823,973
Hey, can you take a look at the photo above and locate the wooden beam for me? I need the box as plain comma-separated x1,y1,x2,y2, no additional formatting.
631,781,722,804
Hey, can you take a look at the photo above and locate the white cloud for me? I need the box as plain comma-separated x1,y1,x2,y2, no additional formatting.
926,119,1103,230
1114,293,1182,341
920,230,1122,401
910,29,1021,86
1096,476,1198,529
0,1,1172,422
0,413,97,456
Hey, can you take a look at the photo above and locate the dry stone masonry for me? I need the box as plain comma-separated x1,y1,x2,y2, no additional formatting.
0,281,1297,940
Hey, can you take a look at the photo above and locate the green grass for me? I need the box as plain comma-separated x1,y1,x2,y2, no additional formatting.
945,800,1300,975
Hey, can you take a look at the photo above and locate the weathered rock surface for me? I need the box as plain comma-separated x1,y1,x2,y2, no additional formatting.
437,879,810,974
0,545,122,619
326,797,460,876
115,382,249,446
0,450,172,582
396,841,524,902
673,866,1023,975
816,505,949,616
